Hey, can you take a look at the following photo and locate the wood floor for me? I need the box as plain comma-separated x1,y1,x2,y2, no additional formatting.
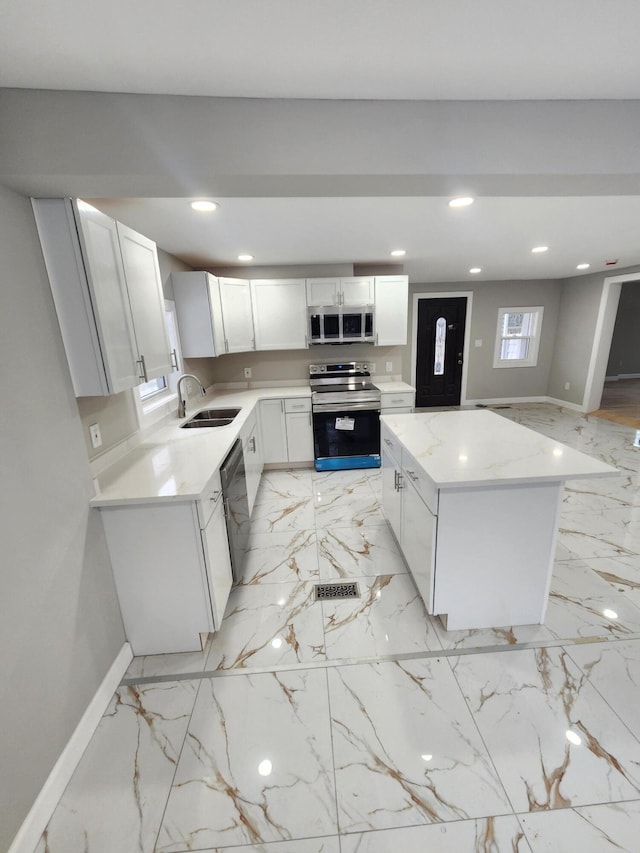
590,378,640,429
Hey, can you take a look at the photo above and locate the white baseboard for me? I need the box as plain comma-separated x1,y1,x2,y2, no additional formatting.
546,396,587,413
463,395,548,407
8,642,133,853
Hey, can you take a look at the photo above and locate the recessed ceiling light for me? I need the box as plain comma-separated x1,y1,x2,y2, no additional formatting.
449,197,474,208
390,249,406,257
237,254,254,261
531,245,549,253
190,200,218,212
576,263,590,270
469,267,482,274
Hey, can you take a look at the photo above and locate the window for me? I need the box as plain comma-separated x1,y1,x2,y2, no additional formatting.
493,306,544,368
134,300,182,429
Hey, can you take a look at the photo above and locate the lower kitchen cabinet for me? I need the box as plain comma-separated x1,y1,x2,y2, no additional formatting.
241,408,263,514
99,475,232,656
259,397,313,465
381,445,402,540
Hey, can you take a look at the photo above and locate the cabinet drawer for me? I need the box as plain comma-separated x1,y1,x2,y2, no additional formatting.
402,450,438,515
380,422,402,466
381,406,412,415
196,470,223,528
381,391,414,409
284,396,311,413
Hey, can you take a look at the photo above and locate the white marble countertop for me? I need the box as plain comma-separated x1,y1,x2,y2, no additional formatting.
381,409,619,489
91,386,310,508
374,380,415,394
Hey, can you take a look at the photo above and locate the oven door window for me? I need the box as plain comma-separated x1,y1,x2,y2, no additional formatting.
313,408,380,459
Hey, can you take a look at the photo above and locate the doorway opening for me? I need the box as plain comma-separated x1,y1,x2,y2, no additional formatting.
411,293,471,408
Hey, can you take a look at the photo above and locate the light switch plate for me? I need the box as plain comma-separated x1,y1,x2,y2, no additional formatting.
385,361,393,373
244,367,252,379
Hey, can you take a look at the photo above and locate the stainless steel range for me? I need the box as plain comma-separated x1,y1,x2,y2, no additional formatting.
309,362,381,471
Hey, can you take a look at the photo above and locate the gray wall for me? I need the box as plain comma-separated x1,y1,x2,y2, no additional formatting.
0,184,125,850
606,281,640,377
405,279,562,400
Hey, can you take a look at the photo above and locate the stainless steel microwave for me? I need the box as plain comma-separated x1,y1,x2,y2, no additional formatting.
308,305,374,345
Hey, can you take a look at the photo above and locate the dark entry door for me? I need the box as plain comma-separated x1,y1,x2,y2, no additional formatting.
415,297,467,407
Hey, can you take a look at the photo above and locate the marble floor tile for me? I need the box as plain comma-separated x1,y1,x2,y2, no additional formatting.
322,574,441,659
254,468,313,501
518,800,640,852
328,659,512,833
156,669,337,851
248,495,315,533
240,528,319,585
431,618,557,651
545,559,640,640
317,524,407,580
314,493,386,529
340,816,530,852
36,681,198,853
450,646,640,813
125,634,213,680
312,468,380,499
577,553,640,609
191,840,340,853
566,638,640,740
556,509,640,560
205,579,325,670
561,474,640,513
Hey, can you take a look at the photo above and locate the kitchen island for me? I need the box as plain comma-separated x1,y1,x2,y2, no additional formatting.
381,409,619,631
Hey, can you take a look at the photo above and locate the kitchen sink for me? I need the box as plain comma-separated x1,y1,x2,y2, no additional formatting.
190,408,241,420
180,407,241,429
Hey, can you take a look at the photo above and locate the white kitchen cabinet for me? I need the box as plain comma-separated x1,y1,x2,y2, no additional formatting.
259,397,313,465
400,464,437,613
251,279,307,350
380,388,415,415
306,276,374,307
99,471,232,655
32,198,171,396
219,277,255,353
381,444,402,541
241,408,264,514
374,275,409,346
172,271,225,358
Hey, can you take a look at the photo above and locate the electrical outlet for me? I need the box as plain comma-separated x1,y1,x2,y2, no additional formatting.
244,367,252,379
89,423,102,449
369,363,376,373
385,361,393,373
564,381,571,390
475,339,483,347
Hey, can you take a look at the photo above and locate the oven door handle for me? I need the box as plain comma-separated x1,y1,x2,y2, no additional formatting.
312,401,381,413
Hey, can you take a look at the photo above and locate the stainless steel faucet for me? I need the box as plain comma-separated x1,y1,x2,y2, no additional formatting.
177,374,206,418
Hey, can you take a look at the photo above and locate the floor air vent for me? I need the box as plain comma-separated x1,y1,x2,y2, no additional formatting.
314,582,360,601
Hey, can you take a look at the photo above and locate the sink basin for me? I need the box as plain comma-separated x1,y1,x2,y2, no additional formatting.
180,407,241,429
181,418,235,429
190,408,241,421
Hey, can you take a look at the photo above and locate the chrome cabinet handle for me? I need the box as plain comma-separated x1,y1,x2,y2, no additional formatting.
224,339,229,353
170,349,179,371
137,355,148,382
209,489,222,503
384,438,393,447
407,470,419,482
396,471,404,490
249,436,256,453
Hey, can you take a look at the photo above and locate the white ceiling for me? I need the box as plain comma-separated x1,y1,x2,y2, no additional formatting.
4,0,640,281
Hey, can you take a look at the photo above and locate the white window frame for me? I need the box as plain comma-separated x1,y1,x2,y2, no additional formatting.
133,299,183,430
493,305,544,369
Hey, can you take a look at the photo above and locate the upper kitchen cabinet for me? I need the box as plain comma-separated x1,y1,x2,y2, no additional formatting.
218,277,255,353
250,279,307,350
306,276,374,307
374,275,409,346
172,271,225,358
32,198,171,396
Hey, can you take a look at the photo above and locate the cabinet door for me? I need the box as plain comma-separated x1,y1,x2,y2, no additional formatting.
172,271,224,358
242,413,264,514
251,279,307,350
306,278,339,306
375,276,409,346
259,399,288,463
74,202,140,393
401,478,436,613
201,498,233,631
219,278,255,353
286,411,314,463
340,277,374,306
117,223,172,381
381,445,402,541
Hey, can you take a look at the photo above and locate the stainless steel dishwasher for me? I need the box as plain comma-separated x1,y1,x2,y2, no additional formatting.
220,439,251,582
